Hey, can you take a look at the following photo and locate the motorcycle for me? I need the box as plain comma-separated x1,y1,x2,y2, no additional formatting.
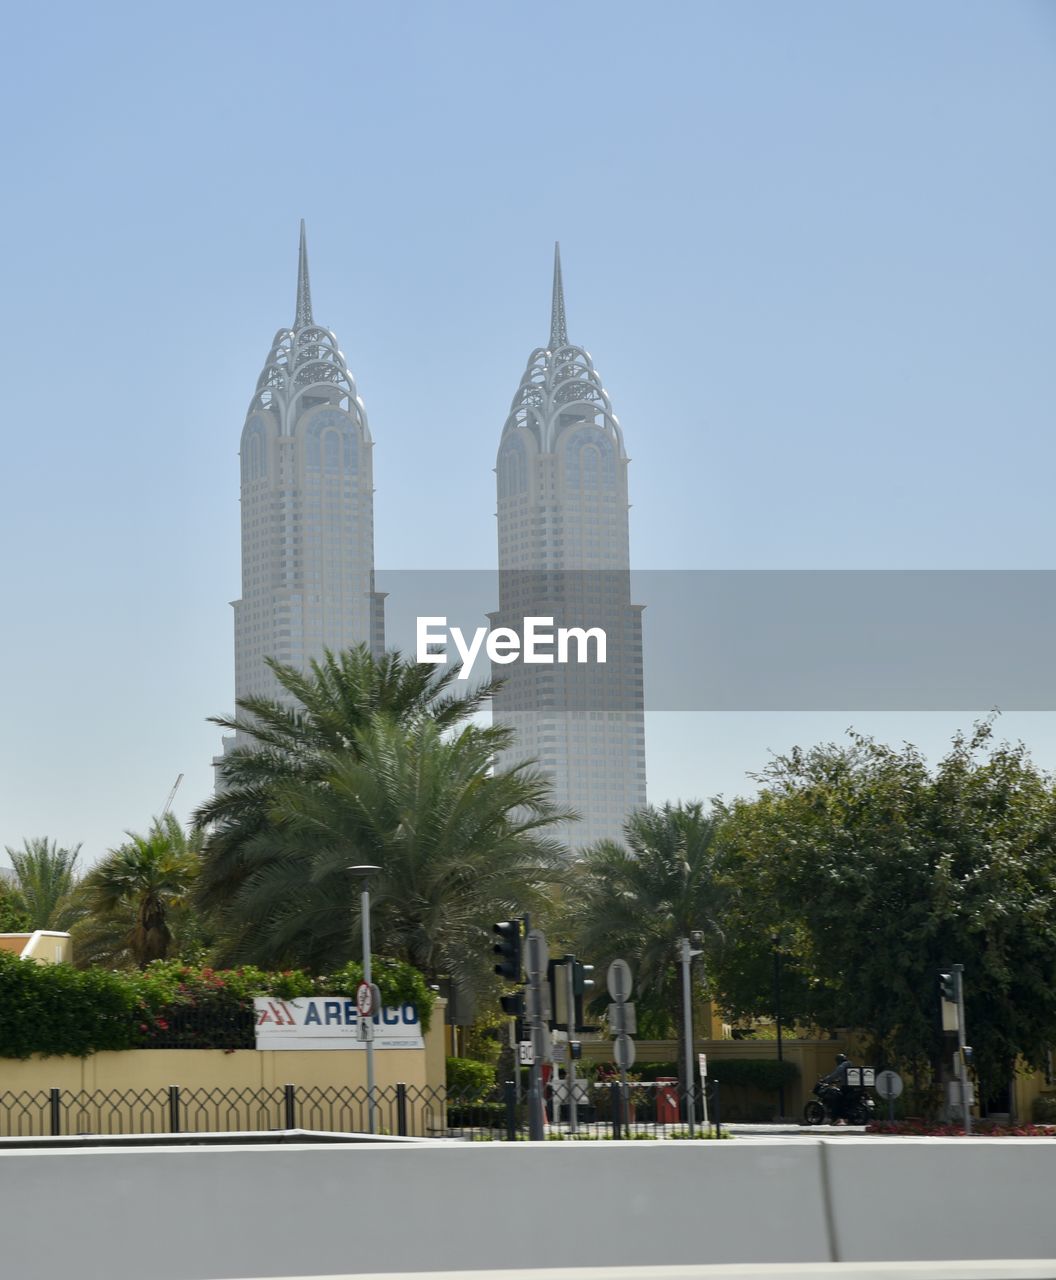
803,1077,876,1126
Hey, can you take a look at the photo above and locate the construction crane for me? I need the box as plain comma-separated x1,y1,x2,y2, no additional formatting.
161,773,184,816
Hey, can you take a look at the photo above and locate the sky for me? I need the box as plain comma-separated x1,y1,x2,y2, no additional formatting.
1,1,1054,864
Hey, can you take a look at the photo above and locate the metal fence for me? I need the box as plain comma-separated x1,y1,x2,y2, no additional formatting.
0,1079,729,1141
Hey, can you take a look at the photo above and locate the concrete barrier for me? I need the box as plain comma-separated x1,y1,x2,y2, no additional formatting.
1,1138,1054,1280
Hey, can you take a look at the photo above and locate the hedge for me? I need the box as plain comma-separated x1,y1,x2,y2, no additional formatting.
446,1057,495,1099
0,954,435,1059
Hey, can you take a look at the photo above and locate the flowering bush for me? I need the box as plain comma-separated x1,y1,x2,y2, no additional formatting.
0,955,434,1057
867,1118,1056,1137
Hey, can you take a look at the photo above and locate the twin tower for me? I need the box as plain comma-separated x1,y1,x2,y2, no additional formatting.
226,225,646,849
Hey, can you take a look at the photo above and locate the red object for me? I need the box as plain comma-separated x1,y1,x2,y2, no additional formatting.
656,1077,680,1124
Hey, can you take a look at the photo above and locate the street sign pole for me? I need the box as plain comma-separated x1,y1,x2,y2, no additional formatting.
525,921,547,1141
607,959,634,1132
565,956,579,1134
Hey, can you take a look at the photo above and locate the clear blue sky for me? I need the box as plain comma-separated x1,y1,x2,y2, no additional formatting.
2,1,1054,862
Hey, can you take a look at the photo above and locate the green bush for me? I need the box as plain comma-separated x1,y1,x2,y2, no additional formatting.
446,1056,495,1099
1031,1093,1056,1123
325,958,436,1031
447,1101,510,1128
0,952,138,1058
0,955,437,1058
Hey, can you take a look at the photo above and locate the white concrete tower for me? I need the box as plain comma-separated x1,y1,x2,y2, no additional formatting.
231,222,383,712
492,245,646,850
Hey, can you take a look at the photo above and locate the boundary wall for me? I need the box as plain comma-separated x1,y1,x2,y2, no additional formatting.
1,1138,1054,1280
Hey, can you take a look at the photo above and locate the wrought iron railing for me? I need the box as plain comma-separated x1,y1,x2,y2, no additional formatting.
0,1079,730,1141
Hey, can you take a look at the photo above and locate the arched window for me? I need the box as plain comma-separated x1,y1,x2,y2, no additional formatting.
498,436,528,499
565,428,615,490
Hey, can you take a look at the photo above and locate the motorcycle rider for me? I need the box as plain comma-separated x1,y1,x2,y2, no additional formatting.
820,1053,854,1123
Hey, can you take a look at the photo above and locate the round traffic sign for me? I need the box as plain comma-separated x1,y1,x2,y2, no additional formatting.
356,980,375,1017
607,959,633,1002
875,1069,903,1100
613,1033,636,1070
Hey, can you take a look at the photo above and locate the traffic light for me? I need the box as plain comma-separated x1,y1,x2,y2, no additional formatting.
493,919,522,981
573,961,595,1032
939,969,960,1032
499,990,524,1019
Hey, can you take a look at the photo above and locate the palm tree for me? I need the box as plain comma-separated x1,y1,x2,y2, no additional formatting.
204,716,569,991
563,802,727,1098
193,644,506,913
76,814,200,968
4,837,82,930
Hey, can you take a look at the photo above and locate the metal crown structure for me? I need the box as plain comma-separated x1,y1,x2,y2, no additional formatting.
502,242,626,456
247,221,369,439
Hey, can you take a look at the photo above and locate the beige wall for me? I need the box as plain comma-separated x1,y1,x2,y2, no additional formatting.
0,999,448,1137
0,931,71,963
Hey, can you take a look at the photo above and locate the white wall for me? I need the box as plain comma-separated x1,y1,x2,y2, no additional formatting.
0,1138,1054,1280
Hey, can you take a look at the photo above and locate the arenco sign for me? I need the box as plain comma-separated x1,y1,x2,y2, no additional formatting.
254,997,424,1050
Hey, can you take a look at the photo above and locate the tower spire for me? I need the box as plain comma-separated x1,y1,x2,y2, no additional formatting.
295,219,313,328
549,241,567,351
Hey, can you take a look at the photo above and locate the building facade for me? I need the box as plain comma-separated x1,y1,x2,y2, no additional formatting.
227,223,383,723
492,246,646,850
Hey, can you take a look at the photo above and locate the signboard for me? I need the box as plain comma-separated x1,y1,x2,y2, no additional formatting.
254,997,424,1050
608,1002,636,1036
613,1033,636,1070
698,1052,708,1083
607,959,633,1002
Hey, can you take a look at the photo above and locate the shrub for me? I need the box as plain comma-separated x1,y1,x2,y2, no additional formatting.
446,1056,495,1099
1031,1094,1056,1124
0,952,138,1058
0,955,436,1057
325,959,436,1031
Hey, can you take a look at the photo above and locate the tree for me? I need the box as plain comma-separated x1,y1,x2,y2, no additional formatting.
715,721,1056,1103
0,877,30,932
193,645,505,913
563,802,728,1098
75,814,200,968
199,716,568,994
3,837,82,930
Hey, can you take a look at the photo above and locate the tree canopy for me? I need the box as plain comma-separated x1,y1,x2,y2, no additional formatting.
713,721,1056,1093
195,646,568,992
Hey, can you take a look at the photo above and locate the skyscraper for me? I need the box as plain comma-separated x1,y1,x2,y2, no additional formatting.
492,246,646,849
227,222,383,723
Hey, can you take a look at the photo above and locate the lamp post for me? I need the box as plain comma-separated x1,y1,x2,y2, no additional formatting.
771,933,785,1120
349,864,381,1134
679,931,704,1136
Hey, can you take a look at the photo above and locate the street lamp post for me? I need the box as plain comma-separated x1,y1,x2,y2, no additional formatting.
349,864,381,1134
679,932,704,1137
